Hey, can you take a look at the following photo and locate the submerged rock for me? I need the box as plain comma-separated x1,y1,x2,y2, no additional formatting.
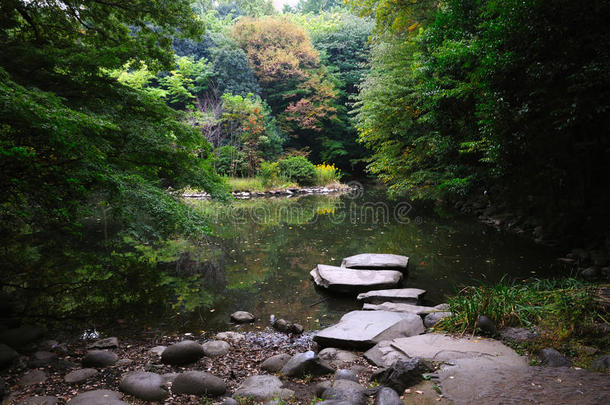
231,311,255,323
356,288,426,305
311,265,403,294
314,310,425,350
341,253,409,271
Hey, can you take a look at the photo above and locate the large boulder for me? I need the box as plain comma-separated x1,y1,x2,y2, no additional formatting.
261,353,292,373
280,351,334,377
82,350,118,368
341,254,409,271
67,389,128,405
202,340,230,357
357,288,426,305
311,265,403,294
233,375,294,402
314,311,425,350
172,371,226,396
119,371,169,401
161,340,204,365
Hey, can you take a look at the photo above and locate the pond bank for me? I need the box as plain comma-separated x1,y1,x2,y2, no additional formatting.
183,183,352,200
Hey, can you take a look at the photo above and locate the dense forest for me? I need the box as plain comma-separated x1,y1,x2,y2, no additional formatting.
1,0,609,323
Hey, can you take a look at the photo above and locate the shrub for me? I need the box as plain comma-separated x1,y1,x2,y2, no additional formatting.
277,156,316,185
258,161,279,186
314,163,342,185
214,146,247,177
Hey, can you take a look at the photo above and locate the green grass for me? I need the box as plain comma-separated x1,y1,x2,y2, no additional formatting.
437,278,609,365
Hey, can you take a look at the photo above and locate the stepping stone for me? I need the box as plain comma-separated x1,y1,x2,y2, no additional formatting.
172,370,227,396
202,340,230,357
363,302,437,315
230,311,255,323
88,337,119,349
161,340,204,365
233,375,294,402
311,265,403,294
65,368,98,384
261,353,292,373
356,288,426,305
280,351,334,377
119,371,169,401
314,311,424,350
82,350,118,367
342,253,409,270
67,389,127,405
390,333,526,367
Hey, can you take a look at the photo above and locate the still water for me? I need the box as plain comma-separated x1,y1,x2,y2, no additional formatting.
151,185,559,335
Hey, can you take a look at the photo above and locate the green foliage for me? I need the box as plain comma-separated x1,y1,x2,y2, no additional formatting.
278,156,317,185
213,145,248,176
258,161,280,186
210,44,261,97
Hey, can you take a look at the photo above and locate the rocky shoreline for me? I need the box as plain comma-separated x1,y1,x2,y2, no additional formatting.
183,185,351,200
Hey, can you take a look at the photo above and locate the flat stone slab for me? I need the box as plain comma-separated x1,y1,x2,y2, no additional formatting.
311,265,402,294
391,333,526,367
233,375,294,401
341,253,409,270
363,302,438,315
314,310,424,350
357,288,426,304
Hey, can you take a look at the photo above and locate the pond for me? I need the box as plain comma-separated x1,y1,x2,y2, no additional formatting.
142,184,559,336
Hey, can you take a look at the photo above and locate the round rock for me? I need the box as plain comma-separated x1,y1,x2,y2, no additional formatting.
202,340,230,357
65,368,99,384
424,311,452,328
172,370,227,396
119,371,169,401
261,353,292,373
20,370,47,386
222,399,239,405
16,396,58,405
148,345,167,356
161,340,204,365
28,351,56,368
88,337,119,349
539,348,572,367
374,387,403,405
67,389,128,405
476,316,497,335
281,351,334,377
234,375,294,401
334,369,358,382
82,350,118,367
231,311,255,323
216,331,245,344
322,379,366,405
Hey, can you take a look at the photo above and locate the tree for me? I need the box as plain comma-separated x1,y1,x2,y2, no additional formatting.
231,17,339,159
